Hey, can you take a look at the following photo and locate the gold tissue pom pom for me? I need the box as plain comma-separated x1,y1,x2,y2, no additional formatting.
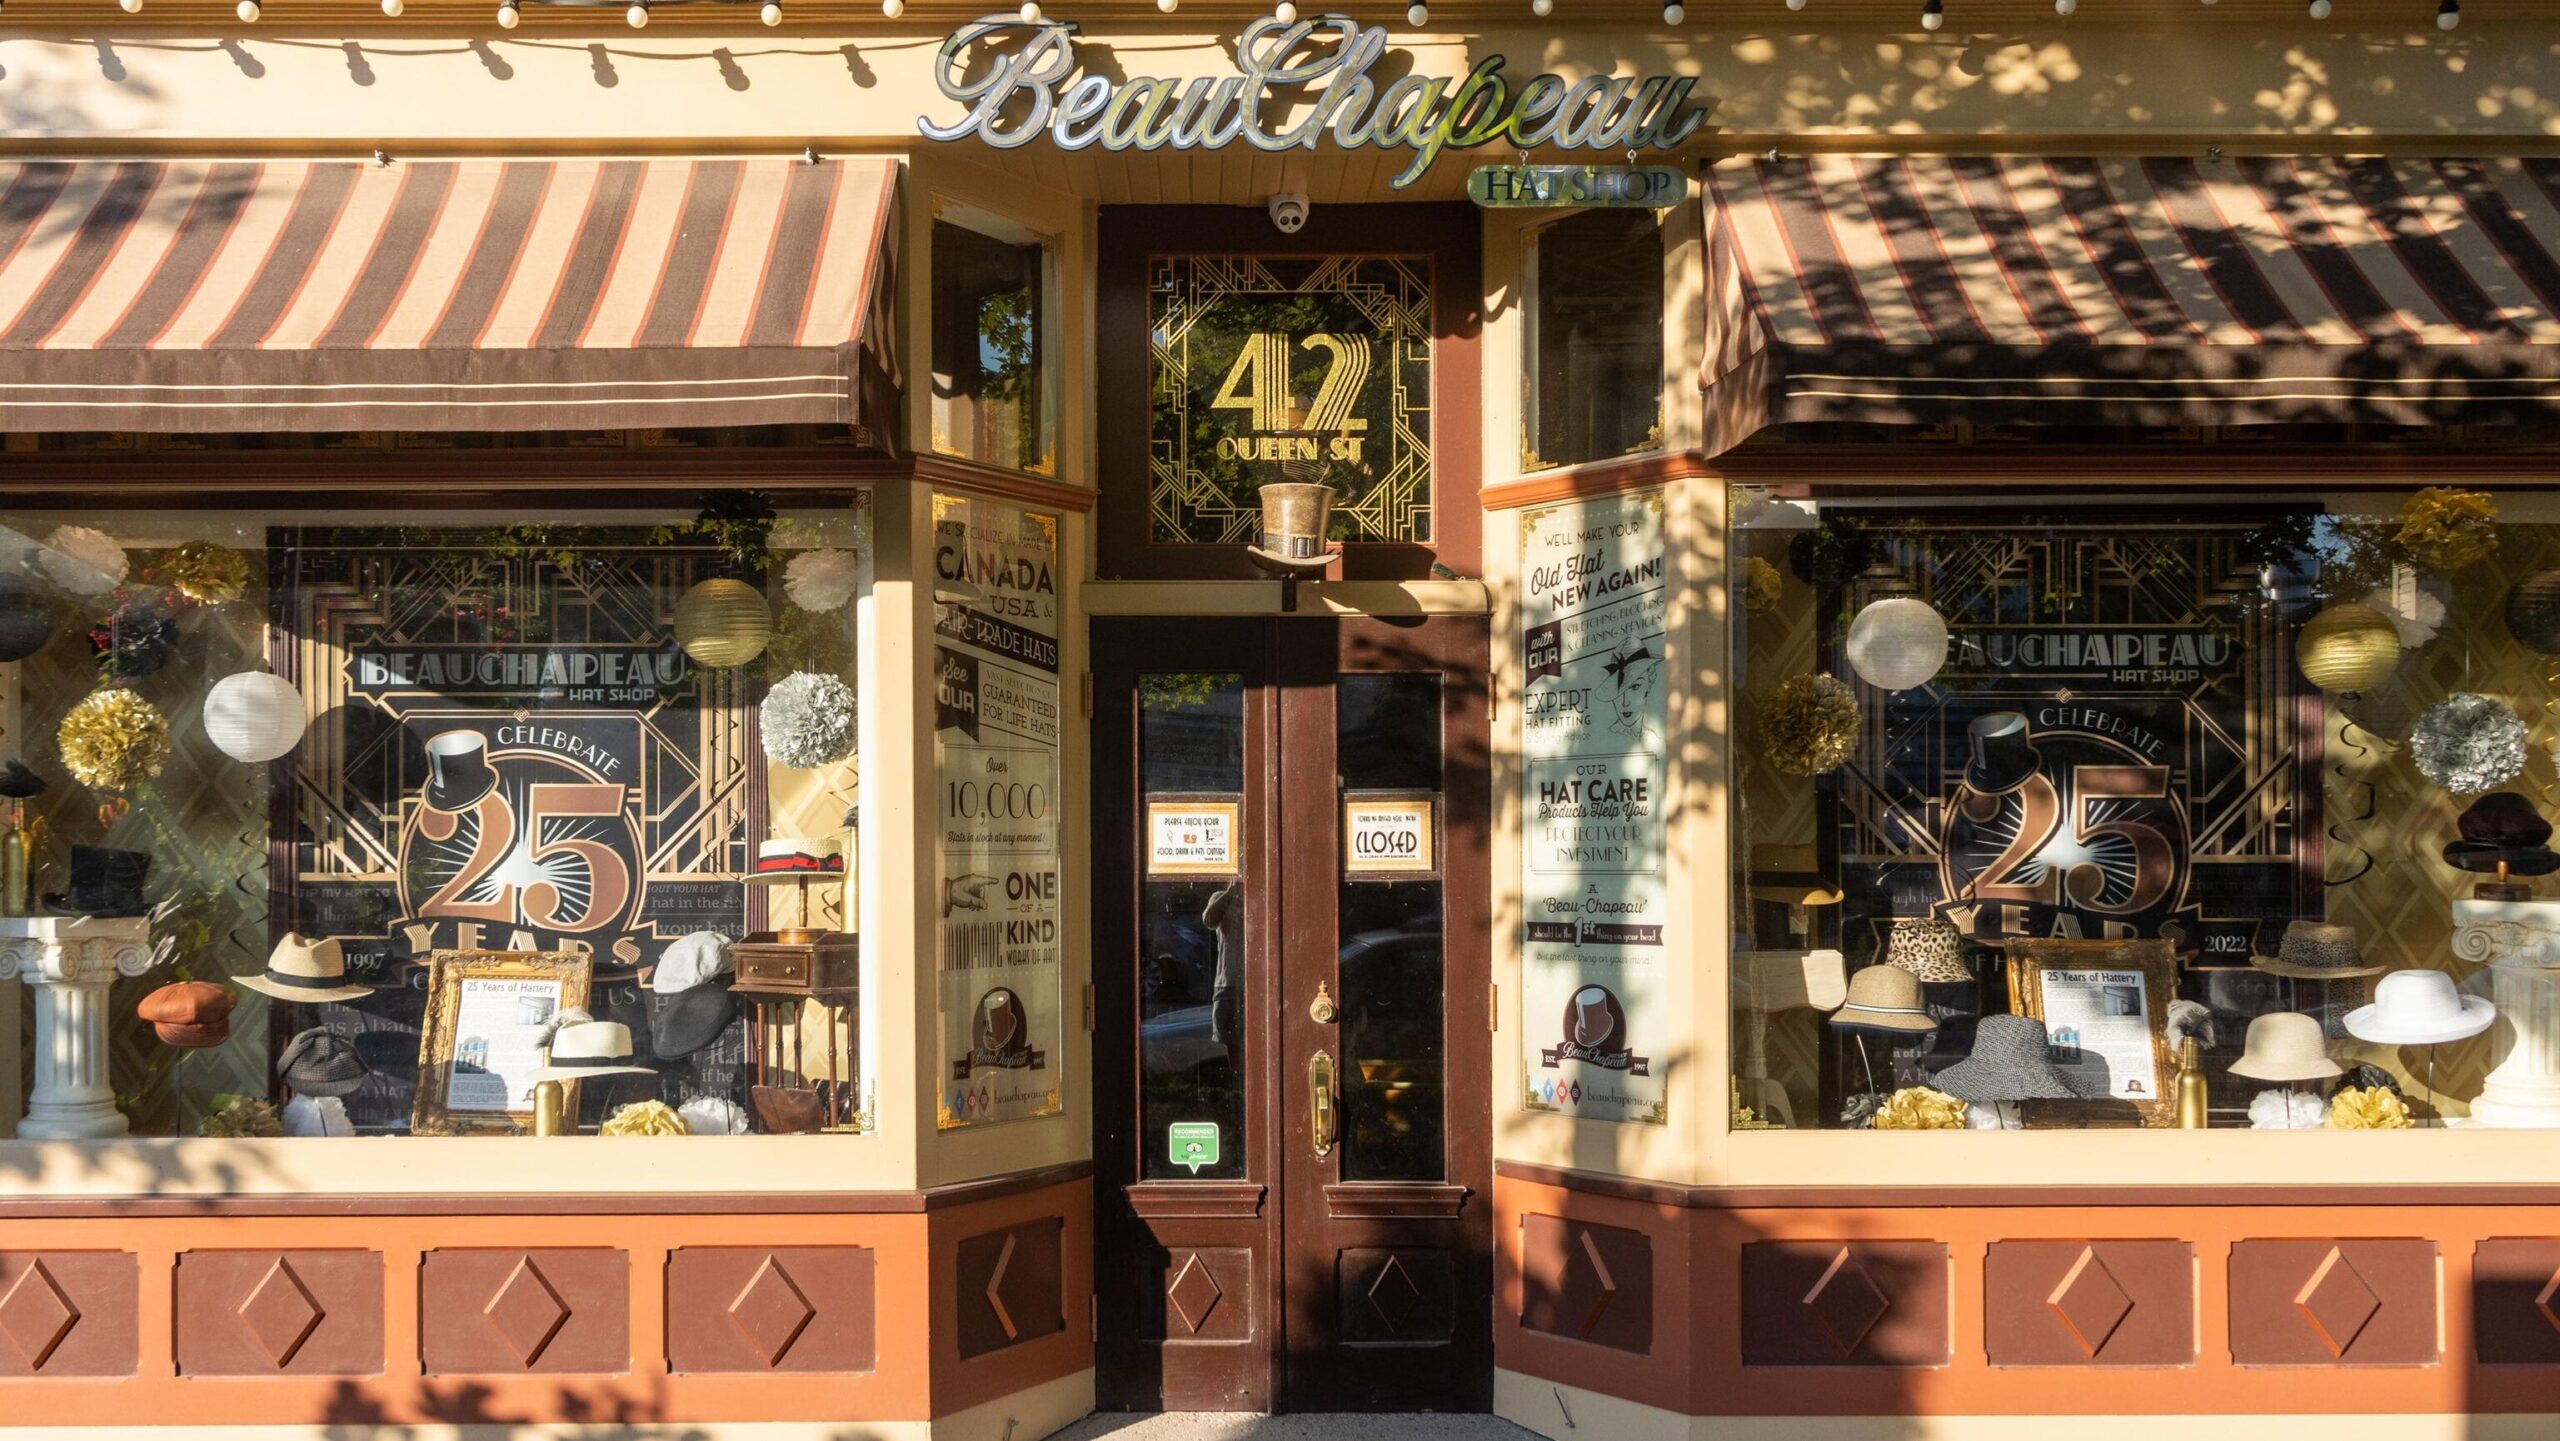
2395,486,2498,574
2325,1085,2415,1130
1763,673,1860,777
600,1100,691,1136
57,687,170,791
1871,1086,1969,1131
159,541,251,605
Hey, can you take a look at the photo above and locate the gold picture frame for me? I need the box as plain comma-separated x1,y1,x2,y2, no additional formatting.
412,949,592,1137
2002,938,2178,1129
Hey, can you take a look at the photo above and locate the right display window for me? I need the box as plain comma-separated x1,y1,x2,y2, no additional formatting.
1523,210,1662,472
1728,484,2556,1135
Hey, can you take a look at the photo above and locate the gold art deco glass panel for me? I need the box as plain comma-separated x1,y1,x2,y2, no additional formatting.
1147,255,1433,547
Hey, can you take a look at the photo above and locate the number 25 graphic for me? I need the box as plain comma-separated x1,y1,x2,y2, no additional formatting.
1967,765,2175,916
417,782,632,932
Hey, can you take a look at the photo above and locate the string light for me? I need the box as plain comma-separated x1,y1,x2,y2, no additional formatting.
1405,0,1425,19
234,0,259,19
1787,0,1806,8
1158,0,1178,10
2307,0,2330,16
496,0,518,25
880,0,903,14
2054,0,2074,12
760,0,779,21
1920,0,1942,29
1531,0,1551,13
1273,0,1296,18
1019,0,1040,19
1662,0,1682,19
625,0,646,24
118,0,142,12
2438,0,2459,28
380,0,402,12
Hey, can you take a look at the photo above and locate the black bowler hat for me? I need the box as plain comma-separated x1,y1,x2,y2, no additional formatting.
1962,712,2041,797
0,756,45,800
2444,791,2560,876
43,845,149,918
649,984,738,1061
423,730,497,811
0,571,57,663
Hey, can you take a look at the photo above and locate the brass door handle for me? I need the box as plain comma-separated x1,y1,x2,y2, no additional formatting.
1308,1049,1336,1158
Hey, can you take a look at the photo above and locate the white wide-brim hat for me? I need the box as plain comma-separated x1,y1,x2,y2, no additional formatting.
2228,1011,2344,1081
531,1019,658,1080
2345,968,2497,1046
237,932,376,1003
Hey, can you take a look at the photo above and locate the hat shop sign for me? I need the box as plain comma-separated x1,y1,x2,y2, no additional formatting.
919,15,1712,190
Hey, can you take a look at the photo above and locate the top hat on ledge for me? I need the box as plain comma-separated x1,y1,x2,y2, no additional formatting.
1246,483,1341,577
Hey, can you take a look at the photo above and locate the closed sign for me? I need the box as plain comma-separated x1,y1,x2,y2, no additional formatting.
1343,797,1435,875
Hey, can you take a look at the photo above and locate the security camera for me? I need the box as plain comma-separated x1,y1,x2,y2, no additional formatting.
1267,193,1310,234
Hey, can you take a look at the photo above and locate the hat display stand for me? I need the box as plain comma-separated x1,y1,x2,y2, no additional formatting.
0,915,157,1138
1732,949,1846,1127
2451,898,2560,1126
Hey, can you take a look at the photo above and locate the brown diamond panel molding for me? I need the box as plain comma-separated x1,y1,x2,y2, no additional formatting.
2473,1238,2560,1365
174,1251,384,1377
1983,1241,2195,1368
420,1249,630,1375
0,1253,136,1378
1337,1247,1457,1345
665,1247,877,1375
1519,1213,1653,1356
2228,1239,2438,1367
955,1218,1064,1360
1740,1241,1949,1367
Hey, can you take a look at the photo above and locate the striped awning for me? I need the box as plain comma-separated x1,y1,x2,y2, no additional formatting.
0,157,898,432
1701,155,2560,452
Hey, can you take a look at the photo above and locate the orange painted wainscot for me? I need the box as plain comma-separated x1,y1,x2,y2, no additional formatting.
0,1165,1091,1428
1496,1160,2560,1418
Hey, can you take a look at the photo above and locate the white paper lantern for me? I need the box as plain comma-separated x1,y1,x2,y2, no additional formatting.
203,671,308,763
1844,597,1950,692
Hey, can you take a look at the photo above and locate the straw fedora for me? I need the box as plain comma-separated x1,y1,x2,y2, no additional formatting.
1883,916,1974,985
2250,920,2383,981
1748,844,1842,907
2228,1012,2343,1081
1828,965,1939,1034
238,933,375,1003
1935,1014,2078,1102
2345,969,2497,1046
531,1018,658,1081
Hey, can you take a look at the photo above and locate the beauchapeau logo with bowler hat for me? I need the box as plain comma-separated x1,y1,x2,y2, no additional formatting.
1540,984,1650,1077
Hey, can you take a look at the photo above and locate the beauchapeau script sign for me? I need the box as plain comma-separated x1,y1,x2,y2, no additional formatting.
920,15,1711,189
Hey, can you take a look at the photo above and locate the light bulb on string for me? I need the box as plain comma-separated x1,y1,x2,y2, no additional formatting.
2438,0,2459,28
1786,0,1806,9
497,0,519,24
1920,0,1942,29
760,0,780,22
1405,0,1425,19
1662,0,1682,19
1531,0,1551,14
235,0,259,20
2053,0,2074,12
2307,0,2330,16
1158,0,1177,10
1273,0,1296,19
880,0,903,13
381,0,402,13
118,0,142,12
1019,0,1040,19
626,1,647,25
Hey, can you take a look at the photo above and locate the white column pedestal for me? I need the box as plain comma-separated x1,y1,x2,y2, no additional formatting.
2451,899,2560,1128
0,917,155,1140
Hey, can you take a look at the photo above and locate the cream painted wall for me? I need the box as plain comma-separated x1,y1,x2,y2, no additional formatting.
0,21,2548,151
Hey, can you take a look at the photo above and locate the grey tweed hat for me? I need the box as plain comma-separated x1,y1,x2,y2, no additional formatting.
1934,1014,2078,1103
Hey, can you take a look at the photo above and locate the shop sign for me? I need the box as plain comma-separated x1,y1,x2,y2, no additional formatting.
1519,489,1671,1126
934,494,1068,1130
920,15,1712,190
1342,795,1435,876
1147,797,1241,877
1467,163,1685,209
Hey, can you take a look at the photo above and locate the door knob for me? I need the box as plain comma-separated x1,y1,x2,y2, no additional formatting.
1308,1049,1336,1158
1309,981,1338,1025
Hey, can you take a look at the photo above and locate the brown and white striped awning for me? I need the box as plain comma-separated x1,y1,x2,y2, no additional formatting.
0,157,898,432
1702,156,2560,451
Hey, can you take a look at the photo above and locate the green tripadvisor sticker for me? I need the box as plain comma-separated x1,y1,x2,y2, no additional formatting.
1168,1121,1220,1174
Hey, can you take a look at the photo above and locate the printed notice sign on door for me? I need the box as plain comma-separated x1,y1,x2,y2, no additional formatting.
1168,1121,1221,1174
1342,794,1436,876
1146,798,1240,877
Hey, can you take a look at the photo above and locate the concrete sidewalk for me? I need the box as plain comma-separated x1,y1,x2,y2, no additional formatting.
1051,1415,1539,1440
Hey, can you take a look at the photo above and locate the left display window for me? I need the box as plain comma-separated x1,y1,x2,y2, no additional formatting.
0,492,873,1140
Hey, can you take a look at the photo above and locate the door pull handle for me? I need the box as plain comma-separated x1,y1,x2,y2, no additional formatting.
1308,1049,1337,1158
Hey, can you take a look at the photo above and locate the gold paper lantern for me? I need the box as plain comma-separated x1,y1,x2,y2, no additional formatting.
2296,602,2401,694
673,578,773,669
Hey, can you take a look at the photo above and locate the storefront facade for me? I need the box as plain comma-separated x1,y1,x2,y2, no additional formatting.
0,1,2553,1436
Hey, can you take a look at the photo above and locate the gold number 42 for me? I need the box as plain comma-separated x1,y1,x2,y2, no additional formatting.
1211,332,1372,433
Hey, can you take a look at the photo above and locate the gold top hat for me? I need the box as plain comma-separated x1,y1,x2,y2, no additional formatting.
237,933,375,1003
1246,483,1340,574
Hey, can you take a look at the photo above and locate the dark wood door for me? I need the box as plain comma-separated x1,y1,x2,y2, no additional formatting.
1092,615,1493,1414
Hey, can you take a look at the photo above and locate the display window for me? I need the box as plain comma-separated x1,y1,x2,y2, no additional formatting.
0,493,872,1140
1729,483,2555,1135
931,208,1056,476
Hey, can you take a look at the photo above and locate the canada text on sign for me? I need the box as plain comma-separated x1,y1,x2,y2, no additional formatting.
920,15,1711,190
1467,164,1686,208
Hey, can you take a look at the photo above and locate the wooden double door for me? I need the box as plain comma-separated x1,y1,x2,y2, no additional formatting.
1091,614,1493,1413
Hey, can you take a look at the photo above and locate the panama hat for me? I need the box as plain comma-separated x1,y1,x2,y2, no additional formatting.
238,933,375,1003
1883,916,1974,985
531,1018,657,1081
2345,968,2497,1046
2228,1011,2343,1081
1828,965,1939,1035
1935,1014,2078,1102
1747,844,1842,906
2250,920,2383,980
